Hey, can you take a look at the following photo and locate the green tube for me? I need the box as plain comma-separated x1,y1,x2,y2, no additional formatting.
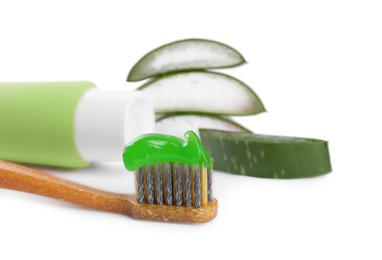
0,82,94,168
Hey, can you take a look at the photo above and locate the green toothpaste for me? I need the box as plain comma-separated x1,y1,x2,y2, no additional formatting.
123,130,213,171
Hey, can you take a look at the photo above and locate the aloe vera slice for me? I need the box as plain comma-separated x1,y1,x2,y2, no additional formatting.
199,129,331,179
156,114,250,138
127,39,245,82
139,71,265,116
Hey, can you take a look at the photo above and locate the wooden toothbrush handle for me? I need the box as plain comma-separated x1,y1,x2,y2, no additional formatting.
0,160,219,223
0,160,134,215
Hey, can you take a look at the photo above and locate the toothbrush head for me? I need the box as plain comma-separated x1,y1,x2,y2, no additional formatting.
123,130,218,222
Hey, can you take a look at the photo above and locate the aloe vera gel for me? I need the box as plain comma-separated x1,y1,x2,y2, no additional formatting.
0,82,154,168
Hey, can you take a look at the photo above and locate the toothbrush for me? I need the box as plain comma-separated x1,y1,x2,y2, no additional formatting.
0,131,218,223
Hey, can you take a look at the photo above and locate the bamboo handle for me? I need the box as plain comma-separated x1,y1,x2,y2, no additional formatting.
0,160,134,214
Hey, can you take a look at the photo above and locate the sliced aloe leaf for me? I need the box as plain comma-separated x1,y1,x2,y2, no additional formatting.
199,129,332,179
155,113,250,138
138,71,265,116
128,39,245,82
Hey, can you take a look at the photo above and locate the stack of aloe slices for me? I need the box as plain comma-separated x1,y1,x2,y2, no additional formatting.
127,39,332,179
128,39,263,137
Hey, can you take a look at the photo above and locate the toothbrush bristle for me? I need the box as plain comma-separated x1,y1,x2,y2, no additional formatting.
164,163,172,205
184,165,192,207
146,166,154,204
193,166,201,208
134,163,213,208
154,163,163,205
207,168,212,203
173,163,182,206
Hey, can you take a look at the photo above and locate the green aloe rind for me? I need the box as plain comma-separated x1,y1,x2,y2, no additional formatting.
199,129,332,179
155,113,251,138
128,38,245,82
156,113,252,132
138,71,265,116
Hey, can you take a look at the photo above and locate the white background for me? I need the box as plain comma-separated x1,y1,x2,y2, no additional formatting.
1,0,381,259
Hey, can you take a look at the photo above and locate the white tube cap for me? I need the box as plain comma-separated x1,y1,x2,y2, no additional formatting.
74,89,155,162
